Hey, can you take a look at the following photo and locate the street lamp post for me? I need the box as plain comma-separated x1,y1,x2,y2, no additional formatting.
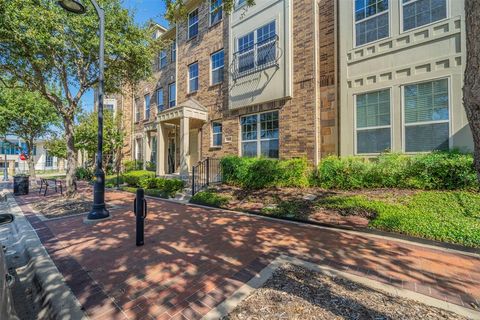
58,0,109,220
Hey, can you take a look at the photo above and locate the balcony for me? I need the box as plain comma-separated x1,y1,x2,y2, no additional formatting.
232,35,281,79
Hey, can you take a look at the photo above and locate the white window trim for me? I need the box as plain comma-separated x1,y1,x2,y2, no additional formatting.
235,20,277,75
188,62,199,93
399,0,450,34
353,87,393,156
210,0,223,26
144,94,150,120
211,121,222,147
240,111,279,158
352,0,391,48
168,83,176,107
210,49,224,85
188,8,199,39
401,76,452,154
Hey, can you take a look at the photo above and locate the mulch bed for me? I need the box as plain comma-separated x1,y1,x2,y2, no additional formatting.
31,196,92,219
224,264,467,320
210,185,418,229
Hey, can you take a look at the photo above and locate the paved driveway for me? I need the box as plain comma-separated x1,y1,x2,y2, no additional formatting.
15,189,480,320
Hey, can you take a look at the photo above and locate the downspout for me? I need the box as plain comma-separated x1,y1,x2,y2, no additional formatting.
313,0,320,166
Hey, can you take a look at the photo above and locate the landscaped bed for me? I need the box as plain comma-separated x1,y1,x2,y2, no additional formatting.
31,195,93,219
224,264,467,320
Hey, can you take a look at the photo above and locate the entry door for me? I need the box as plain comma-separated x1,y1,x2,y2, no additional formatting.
167,138,175,174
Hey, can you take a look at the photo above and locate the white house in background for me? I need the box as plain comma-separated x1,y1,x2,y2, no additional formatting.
0,135,62,175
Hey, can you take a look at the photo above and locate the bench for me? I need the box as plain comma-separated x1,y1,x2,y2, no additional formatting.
38,178,63,196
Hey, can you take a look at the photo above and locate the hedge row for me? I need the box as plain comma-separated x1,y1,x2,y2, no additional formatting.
220,152,479,190
123,170,184,197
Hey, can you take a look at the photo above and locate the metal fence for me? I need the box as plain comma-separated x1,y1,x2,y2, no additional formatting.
191,158,222,196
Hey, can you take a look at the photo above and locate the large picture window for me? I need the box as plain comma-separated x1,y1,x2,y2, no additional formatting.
404,79,449,152
356,89,391,154
241,111,279,158
355,0,389,46
402,0,447,31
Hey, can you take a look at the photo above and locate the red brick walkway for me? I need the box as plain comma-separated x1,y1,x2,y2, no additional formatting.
15,188,480,320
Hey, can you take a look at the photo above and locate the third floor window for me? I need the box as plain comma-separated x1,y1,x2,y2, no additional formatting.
210,0,223,26
402,0,447,31
159,50,167,68
211,49,224,85
169,82,176,107
188,9,199,39
355,0,389,46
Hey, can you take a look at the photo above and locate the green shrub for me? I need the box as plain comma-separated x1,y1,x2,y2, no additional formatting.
123,160,143,172
123,170,155,187
314,151,478,190
190,191,230,208
220,156,310,189
138,176,184,197
105,174,124,188
75,167,94,181
145,161,156,172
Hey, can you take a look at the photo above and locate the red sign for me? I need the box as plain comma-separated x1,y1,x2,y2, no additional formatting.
19,153,27,161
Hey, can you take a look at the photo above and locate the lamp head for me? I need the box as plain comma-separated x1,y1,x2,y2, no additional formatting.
57,0,86,14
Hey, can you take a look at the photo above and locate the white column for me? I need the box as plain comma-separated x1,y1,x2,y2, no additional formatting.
156,123,166,176
179,117,190,177
142,134,147,170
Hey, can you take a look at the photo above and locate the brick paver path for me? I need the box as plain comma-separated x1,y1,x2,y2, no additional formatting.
15,188,480,320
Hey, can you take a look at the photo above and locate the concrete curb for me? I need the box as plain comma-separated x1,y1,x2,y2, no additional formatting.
3,189,88,320
202,255,480,320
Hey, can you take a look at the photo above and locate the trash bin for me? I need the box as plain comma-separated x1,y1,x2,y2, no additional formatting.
13,175,29,196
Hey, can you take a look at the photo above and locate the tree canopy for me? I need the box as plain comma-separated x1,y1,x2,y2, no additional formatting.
164,0,255,22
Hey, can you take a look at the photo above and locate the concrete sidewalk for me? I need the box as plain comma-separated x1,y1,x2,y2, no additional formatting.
14,188,480,320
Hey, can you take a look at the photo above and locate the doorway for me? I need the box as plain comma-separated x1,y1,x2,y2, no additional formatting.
167,137,176,174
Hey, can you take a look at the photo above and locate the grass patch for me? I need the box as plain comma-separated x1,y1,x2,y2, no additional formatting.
190,190,230,208
317,191,480,247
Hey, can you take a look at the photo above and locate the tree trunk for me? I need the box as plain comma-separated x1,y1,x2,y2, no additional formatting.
64,116,77,196
463,0,480,182
26,140,36,179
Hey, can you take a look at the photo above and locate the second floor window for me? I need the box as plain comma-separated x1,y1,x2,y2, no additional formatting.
402,0,447,31
355,0,389,46
135,98,141,122
189,62,199,93
212,122,222,147
144,94,150,120
237,21,276,74
156,88,164,112
159,50,167,68
210,0,223,25
211,49,224,85
188,9,199,39
169,82,176,107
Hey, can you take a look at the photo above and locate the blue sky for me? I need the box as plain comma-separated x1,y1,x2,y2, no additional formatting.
81,0,168,111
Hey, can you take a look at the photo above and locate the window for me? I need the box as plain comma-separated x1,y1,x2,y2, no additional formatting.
188,62,199,93
156,88,164,112
168,83,176,107
212,122,222,146
211,49,224,85
136,138,143,161
159,50,167,68
188,9,199,39
144,94,151,120
241,111,279,158
210,0,223,25
356,89,391,154
402,0,447,31
105,104,114,112
151,136,157,164
135,98,141,122
404,79,449,152
236,21,277,74
355,0,389,46
45,151,53,167
236,0,246,8
171,40,176,62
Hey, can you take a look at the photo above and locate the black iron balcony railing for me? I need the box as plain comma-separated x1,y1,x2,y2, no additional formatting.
232,35,280,79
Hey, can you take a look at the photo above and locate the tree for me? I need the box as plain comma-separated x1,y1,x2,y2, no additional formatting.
0,87,60,178
164,0,255,21
464,0,480,182
0,0,161,195
75,109,124,171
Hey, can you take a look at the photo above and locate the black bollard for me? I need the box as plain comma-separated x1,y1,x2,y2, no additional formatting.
134,188,147,246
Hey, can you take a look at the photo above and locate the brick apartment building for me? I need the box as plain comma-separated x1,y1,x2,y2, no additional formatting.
112,0,472,178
